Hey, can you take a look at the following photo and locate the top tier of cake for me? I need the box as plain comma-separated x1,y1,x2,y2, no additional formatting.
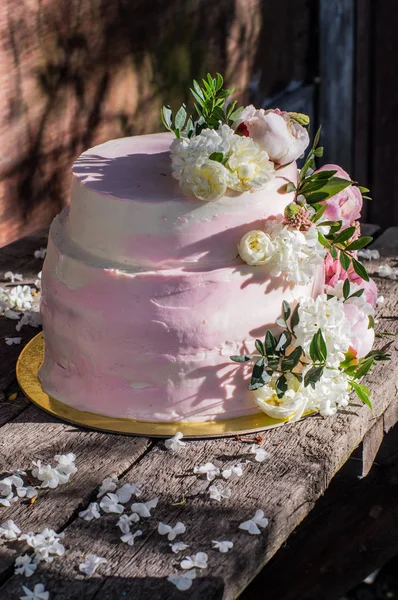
69,132,297,268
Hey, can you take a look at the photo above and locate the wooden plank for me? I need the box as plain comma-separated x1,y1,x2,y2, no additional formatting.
319,0,355,172
240,421,398,600
384,396,398,433
361,418,384,477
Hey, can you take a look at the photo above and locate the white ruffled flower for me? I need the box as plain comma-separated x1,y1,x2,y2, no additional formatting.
250,444,269,462
237,231,276,265
15,554,37,577
79,554,107,576
180,552,208,570
212,540,234,553
3,285,33,310
0,519,21,539
130,497,158,518
208,484,231,503
181,158,228,201
20,583,49,600
34,248,47,259
97,475,118,497
4,271,23,283
193,462,220,481
239,510,269,535
325,280,374,316
226,134,275,192
79,502,101,521
116,483,142,504
293,294,352,366
164,431,186,452
168,569,196,591
170,541,190,554
5,336,22,345
99,493,125,514
222,463,245,479
158,521,186,541
121,529,143,546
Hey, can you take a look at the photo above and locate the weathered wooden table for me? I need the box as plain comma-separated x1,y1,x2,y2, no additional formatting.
0,230,397,600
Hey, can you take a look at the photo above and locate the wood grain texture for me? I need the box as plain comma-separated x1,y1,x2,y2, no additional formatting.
362,418,384,477
384,397,398,433
0,250,397,598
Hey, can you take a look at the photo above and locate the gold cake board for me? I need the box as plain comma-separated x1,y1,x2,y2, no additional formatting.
17,333,295,438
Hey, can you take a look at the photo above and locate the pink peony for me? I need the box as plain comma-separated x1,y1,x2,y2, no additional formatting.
343,302,375,359
315,164,363,228
233,105,309,165
324,252,377,307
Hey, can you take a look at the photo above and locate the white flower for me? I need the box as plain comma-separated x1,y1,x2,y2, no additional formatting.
158,521,186,541
35,272,42,289
20,528,65,563
34,248,47,259
20,583,49,600
4,271,23,283
226,134,275,191
79,502,101,521
237,231,276,265
15,310,41,331
212,540,234,553
4,285,33,310
180,552,208,570
79,554,107,576
0,519,21,539
358,249,380,260
5,337,22,345
208,484,231,503
97,476,118,497
116,513,140,534
181,158,228,201
54,453,77,478
377,296,385,305
325,280,374,316
15,555,37,577
15,485,37,499
115,483,141,504
130,497,158,518
0,492,17,507
378,264,397,279
168,569,196,591
170,541,190,554
239,510,269,535
121,529,143,546
250,444,270,462
193,462,220,481
31,461,61,489
222,463,245,479
99,493,125,514
303,367,350,417
4,309,20,320
164,432,186,452
234,106,309,165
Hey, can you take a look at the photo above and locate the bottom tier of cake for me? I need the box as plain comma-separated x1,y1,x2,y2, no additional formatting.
38,211,324,422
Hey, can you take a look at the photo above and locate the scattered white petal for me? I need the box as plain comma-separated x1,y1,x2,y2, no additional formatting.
180,552,208,570
130,497,158,518
165,431,186,451
376,295,385,305
15,310,41,331
54,453,77,478
97,476,118,498
378,264,397,279
79,502,101,521
193,462,220,481
116,513,140,534
0,519,21,539
120,529,143,546
15,486,37,499
168,569,196,591
34,248,47,260
20,528,65,563
15,554,37,577
249,444,270,462
116,482,141,504
31,461,61,489
5,337,22,346
20,583,49,600
170,541,189,554
222,463,245,479
239,510,269,535
99,493,125,514
35,272,42,289
79,554,107,576
358,249,380,261
4,271,23,283
4,309,20,320
158,521,186,541
208,484,231,503
212,540,234,553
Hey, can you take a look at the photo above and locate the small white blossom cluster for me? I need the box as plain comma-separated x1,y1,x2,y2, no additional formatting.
19,527,65,563
3,271,23,283
358,249,380,261
32,453,77,489
0,285,33,311
171,124,275,202
0,474,37,507
237,215,327,285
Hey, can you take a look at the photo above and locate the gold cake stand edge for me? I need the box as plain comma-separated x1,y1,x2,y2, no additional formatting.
16,333,295,438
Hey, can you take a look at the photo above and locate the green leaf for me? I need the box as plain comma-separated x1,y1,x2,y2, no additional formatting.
340,252,351,271
281,346,303,371
346,236,373,251
352,258,369,282
343,278,350,300
290,304,300,329
368,315,375,329
318,232,331,249
216,73,223,90
230,354,253,363
357,186,370,194
255,339,265,355
252,360,265,379
312,125,322,150
161,105,173,130
304,366,324,388
190,88,205,107
347,288,365,299
309,329,327,363
349,380,372,408
265,330,277,357
209,152,224,163
311,204,328,223
193,80,204,98
282,301,291,321
276,374,288,399
275,331,292,353
330,246,338,259
275,318,287,328
353,357,375,379
229,106,243,122
305,191,330,204
174,104,187,130
313,146,324,157
333,226,356,244
307,169,338,180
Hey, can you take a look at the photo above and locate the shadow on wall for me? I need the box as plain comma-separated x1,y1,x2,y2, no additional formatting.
0,0,262,245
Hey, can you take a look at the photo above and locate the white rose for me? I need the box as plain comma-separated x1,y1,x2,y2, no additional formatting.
181,159,228,202
234,106,309,165
237,230,276,265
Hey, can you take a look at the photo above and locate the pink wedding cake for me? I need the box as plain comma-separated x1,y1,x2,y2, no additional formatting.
38,75,381,423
